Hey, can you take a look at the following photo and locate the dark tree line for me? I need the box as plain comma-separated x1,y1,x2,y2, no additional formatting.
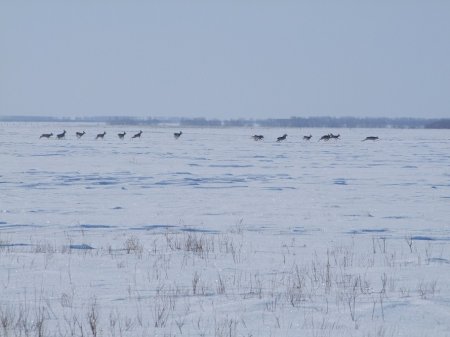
1,115,449,129
424,119,450,129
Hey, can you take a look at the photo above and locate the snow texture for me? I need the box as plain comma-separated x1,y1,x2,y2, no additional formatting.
0,123,449,336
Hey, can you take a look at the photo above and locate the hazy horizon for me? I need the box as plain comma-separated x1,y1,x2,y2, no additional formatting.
0,113,444,121
1,1,449,119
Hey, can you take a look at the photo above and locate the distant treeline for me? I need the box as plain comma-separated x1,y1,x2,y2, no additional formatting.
1,115,450,129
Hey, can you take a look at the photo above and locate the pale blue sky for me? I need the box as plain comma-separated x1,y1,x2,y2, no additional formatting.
1,1,449,119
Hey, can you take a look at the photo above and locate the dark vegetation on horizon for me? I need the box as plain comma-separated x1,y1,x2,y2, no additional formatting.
1,115,449,129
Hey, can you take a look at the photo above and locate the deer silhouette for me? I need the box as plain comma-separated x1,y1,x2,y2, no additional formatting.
319,134,331,141
362,136,379,141
132,130,142,139
56,130,66,139
277,134,287,142
40,133,53,139
96,132,106,140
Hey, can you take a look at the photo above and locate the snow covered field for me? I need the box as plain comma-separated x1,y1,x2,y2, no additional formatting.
1,123,449,336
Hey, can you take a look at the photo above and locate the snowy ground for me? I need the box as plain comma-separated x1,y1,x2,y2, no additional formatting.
0,123,449,336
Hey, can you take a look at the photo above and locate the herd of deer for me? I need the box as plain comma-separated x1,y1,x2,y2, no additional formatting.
252,133,379,142
39,130,185,140
40,130,379,142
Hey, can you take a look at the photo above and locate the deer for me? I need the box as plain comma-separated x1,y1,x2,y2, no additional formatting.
96,132,106,140
132,130,142,139
173,131,183,139
319,134,331,141
362,136,379,141
303,134,312,141
252,135,264,141
76,131,86,138
40,133,53,139
118,132,126,139
56,130,66,139
277,134,287,142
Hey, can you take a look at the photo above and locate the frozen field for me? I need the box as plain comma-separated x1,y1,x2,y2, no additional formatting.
1,123,449,336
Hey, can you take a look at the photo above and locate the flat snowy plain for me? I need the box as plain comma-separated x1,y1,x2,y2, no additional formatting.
1,123,449,337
